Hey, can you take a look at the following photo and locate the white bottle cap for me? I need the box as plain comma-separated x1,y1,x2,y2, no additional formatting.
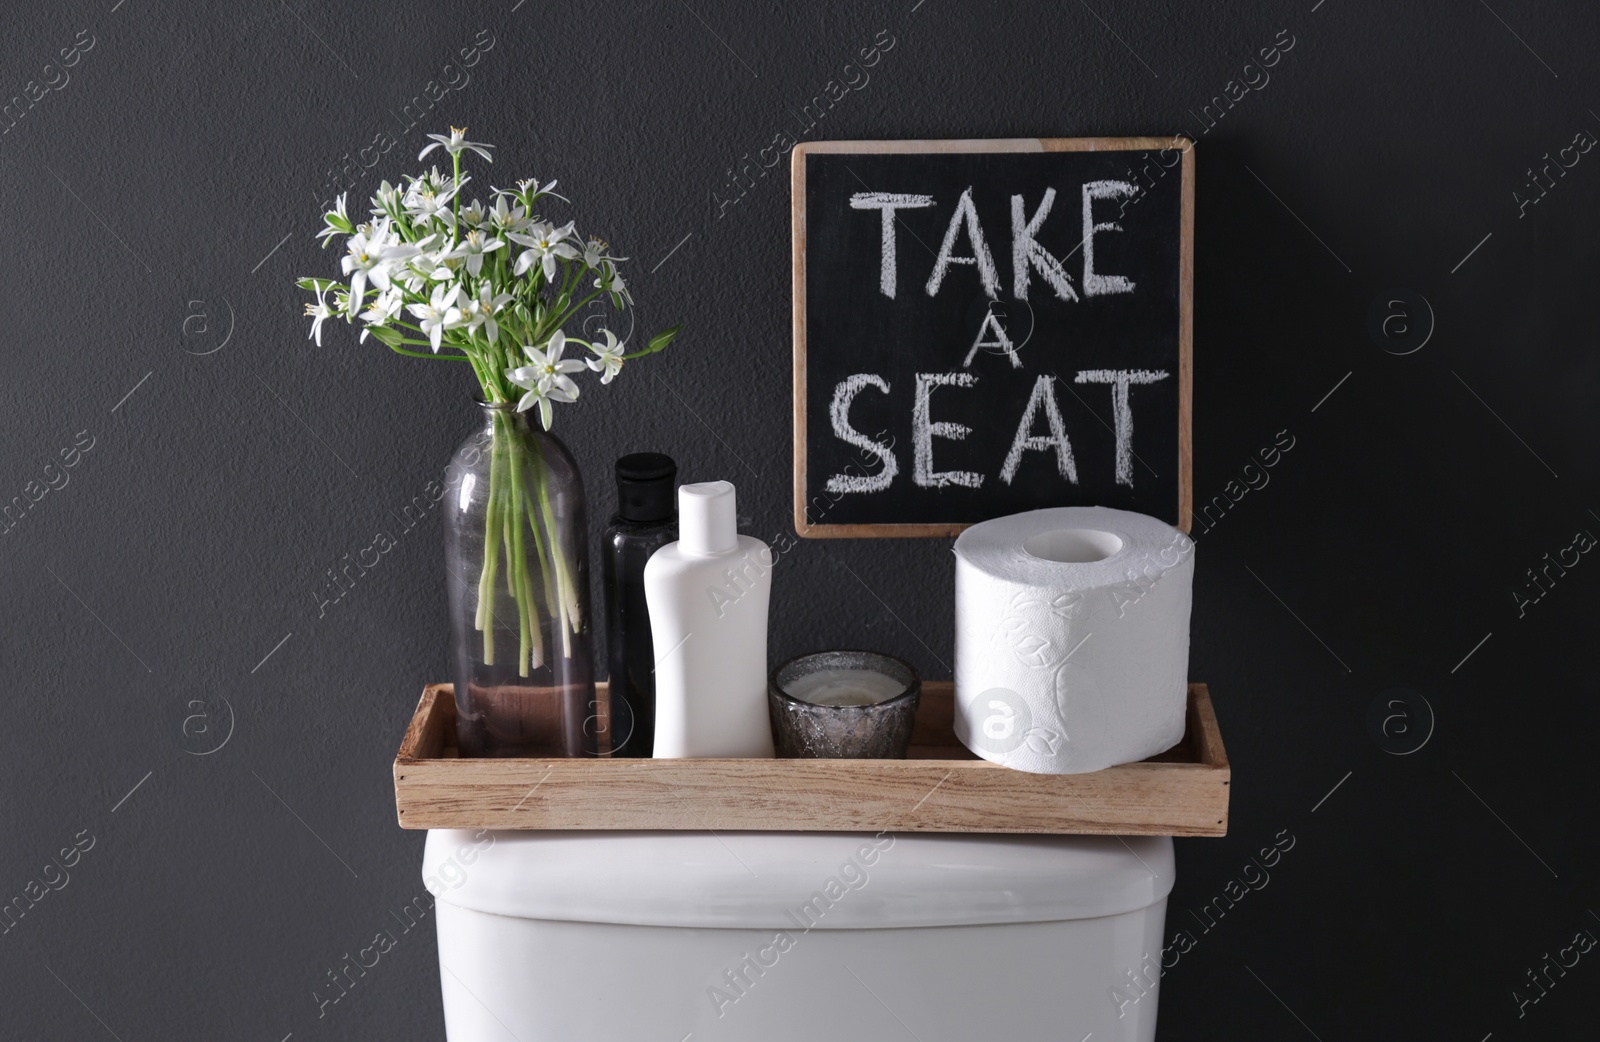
679,481,737,555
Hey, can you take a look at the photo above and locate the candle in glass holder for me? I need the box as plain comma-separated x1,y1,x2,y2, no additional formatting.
768,651,922,758
784,668,906,707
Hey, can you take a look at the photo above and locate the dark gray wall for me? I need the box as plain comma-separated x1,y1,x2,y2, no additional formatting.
2,0,1597,1038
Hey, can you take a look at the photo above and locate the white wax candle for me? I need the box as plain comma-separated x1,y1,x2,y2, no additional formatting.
785,668,905,707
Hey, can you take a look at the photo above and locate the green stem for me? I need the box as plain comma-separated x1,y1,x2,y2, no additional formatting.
507,439,538,676
477,412,551,678
518,439,560,637
500,477,523,672
474,430,503,665
528,438,580,650
452,151,462,229
547,288,605,335
501,476,516,600
466,346,506,402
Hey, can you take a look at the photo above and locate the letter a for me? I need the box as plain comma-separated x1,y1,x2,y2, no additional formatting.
925,187,999,299
1001,376,1078,484
962,308,1021,369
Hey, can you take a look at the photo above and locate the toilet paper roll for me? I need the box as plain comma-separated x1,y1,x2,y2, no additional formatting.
953,507,1195,775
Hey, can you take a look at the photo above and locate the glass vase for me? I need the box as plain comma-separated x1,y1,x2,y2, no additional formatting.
445,402,596,757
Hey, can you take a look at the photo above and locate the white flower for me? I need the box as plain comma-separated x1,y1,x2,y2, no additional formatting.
506,376,573,430
317,193,351,245
595,260,630,303
404,173,465,228
585,329,625,384
340,219,419,315
392,232,451,284
489,194,532,237
460,284,512,344
582,237,613,269
405,282,464,352
459,199,488,229
304,283,337,346
358,287,403,341
513,176,564,202
339,224,387,313
444,229,506,276
510,221,579,281
370,180,402,218
418,127,494,163
395,257,450,291
524,331,587,393
507,331,585,427
393,259,428,294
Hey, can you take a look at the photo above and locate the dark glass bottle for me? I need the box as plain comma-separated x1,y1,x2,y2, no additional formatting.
600,453,678,756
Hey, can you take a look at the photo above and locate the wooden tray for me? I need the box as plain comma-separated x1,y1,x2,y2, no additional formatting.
394,682,1229,836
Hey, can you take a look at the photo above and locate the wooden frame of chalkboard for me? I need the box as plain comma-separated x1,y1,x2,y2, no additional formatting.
792,137,1194,538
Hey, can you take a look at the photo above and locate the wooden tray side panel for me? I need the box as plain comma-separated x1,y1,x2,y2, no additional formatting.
1187,683,1229,767
396,758,1225,835
395,685,453,760
395,683,1229,836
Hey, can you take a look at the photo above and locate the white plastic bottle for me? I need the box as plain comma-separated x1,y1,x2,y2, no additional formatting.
646,481,775,758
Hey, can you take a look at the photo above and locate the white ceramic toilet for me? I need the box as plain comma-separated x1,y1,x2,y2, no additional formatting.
423,828,1174,1040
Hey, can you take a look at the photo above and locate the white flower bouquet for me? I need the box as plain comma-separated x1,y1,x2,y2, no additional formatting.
298,128,678,681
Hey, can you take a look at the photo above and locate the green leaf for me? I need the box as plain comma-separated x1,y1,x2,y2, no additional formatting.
297,277,341,293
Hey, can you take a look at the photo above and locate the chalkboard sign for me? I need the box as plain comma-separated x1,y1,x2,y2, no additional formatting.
791,138,1193,537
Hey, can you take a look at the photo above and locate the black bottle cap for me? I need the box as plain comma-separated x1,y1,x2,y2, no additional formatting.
615,452,677,522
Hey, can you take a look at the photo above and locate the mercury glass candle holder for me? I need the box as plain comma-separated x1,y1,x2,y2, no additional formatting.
768,650,921,759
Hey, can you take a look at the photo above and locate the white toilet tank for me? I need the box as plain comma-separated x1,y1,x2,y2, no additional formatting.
423,828,1175,1041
